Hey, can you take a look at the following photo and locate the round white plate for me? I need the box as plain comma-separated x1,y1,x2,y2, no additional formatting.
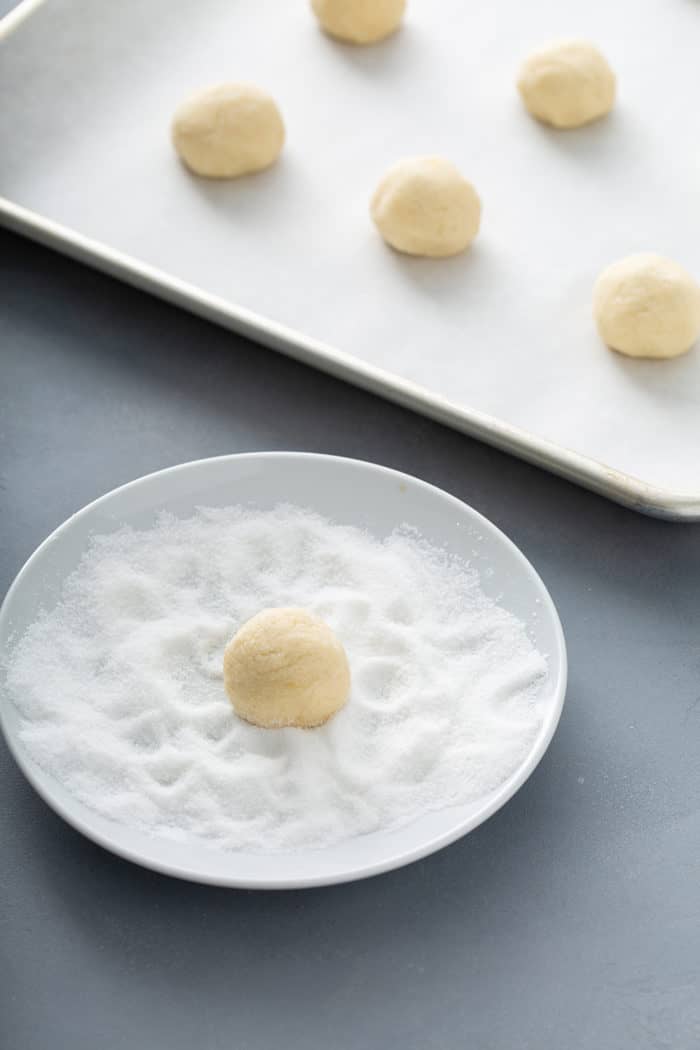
0,453,566,888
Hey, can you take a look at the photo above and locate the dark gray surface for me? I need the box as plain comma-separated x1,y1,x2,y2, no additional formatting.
2,221,700,1050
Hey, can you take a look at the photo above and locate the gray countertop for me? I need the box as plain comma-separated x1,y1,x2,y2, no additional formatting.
2,218,699,1048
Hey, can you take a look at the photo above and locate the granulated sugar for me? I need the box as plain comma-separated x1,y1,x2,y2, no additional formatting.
4,505,548,851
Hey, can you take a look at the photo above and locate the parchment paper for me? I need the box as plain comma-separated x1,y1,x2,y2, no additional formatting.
1,0,699,494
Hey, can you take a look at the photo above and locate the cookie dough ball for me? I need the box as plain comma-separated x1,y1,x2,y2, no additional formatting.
171,83,284,178
371,156,481,258
517,41,616,129
223,608,351,728
311,0,405,44
593,254,700,359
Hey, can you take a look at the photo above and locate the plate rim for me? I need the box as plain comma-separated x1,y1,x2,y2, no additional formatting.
0,451,568,888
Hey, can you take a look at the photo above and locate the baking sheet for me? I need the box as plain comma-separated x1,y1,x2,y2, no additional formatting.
1,0,699,516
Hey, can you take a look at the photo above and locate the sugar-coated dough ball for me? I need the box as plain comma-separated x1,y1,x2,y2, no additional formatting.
171,83,284,178
593,254,700,359
371,156,481,258
223,608,351,728
517,41,616,129
311,0,405,44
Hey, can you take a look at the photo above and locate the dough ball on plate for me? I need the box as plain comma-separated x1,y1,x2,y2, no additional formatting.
517,40,616,128
172,82,284,178
223,608,351,729
311,0,406,44
371,156,481,258
593,253,700,359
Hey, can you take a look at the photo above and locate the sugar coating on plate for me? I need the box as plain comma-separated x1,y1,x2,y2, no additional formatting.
171,82,284,178
593,253,700,359
4,505,547,852
371,156,481,258
224,607,350,728
311,0,405,44
517,41,616,129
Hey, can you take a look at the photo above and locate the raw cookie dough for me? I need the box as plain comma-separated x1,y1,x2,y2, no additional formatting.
517,40,616,129
171,83,284,178
593,254,700,359
311,0,405,44
371,156,481,258
223,608,351,728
